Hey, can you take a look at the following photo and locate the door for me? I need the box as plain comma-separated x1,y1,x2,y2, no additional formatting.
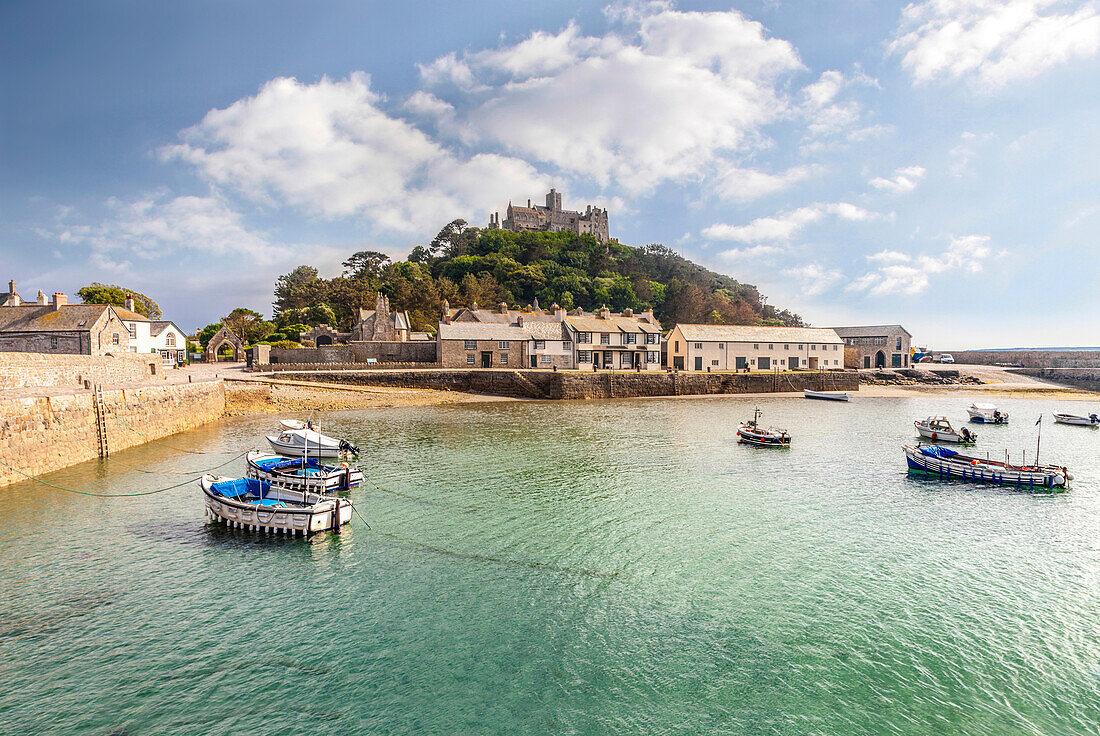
530,355,538,368
788,357,798,369
809,357,818,370
735,356,747,370
481,351,492,368
875,351,885,368
864,356,870,368
604,351,613,368
673,356,684,370
694,356,703,371
758,357,770,370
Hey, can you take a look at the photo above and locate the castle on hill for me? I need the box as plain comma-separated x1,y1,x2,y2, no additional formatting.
488,188,610,243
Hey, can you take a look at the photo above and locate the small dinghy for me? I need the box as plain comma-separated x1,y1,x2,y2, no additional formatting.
737,408,791,447
915,416,976,444
246,450,363,493
266,427,359,458
804,389,850,402
1053,412,1100,426
199,475,354,535
967,403,1008,424
903,445,1070,489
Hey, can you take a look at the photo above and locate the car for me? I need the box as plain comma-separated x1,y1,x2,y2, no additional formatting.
939,354,954,363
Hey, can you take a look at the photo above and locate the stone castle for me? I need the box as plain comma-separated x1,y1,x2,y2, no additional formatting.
488,189,610,243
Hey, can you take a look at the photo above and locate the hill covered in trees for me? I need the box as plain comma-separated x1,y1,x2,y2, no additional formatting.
271,221,803,334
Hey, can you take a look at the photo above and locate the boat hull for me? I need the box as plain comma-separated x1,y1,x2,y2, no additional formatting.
1053,414,1099,426
266,435,343,457
804,390,850,401
967,410,1007,424
200,476,354,535
903,446,1067,489
737,428,791,447
914,425,973,444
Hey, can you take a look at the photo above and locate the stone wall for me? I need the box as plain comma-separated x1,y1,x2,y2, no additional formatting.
269,368,859,401
0,352,158,389
267,340,437,365
1010,368,1100,392
947,350,1100,368
254,361,436,373
0,380,225,488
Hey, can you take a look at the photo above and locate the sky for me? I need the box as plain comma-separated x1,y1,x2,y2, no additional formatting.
2,0,1098,348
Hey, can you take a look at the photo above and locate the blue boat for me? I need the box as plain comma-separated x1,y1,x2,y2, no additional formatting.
903,444,1070,489
200,474,353,535
246,450,363,493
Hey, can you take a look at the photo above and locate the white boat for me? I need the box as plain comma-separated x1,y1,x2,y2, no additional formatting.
903,444,1070,489
914,416,977,444
1053,412,1100,426
199,475,354,535
266,427,358,458
246,449,363,493
804,389,850,402
967,403,1008,424
737,408,791,447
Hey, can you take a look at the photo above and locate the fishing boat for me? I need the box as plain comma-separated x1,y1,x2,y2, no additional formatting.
1053,412,1100,426
737,408,791,447
966,403,1008,424
199,474,354,535
266,426,359,458
804,389,850,402
246,450,363,493
903,444,1070,489
914,416,976,444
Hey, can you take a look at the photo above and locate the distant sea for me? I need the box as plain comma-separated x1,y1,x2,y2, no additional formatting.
972,346,1100,352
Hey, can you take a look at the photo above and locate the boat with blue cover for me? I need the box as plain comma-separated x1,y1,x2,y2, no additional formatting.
903,444,1070,489
199,474,353,535
246,450,363,493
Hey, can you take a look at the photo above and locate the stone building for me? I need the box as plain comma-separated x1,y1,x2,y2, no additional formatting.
437,300,661,370
830,325,912,369
301,293,416,345
665,325,844,371
488,188,610,243
0,282,131,355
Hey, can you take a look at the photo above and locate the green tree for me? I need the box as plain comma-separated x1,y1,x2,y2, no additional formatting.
222,308,272,344
343,250,390,281
273,266,327,315
198,323,221,348
76,283,162,319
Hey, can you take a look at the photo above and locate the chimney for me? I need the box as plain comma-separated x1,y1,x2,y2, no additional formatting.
527,199,531,208
471,302,479,311
552,303,565,321
125,294,135,312
7,280,14,295
52,292,67,310
37,290,47,305
599,305,610,320
517,314,524,327
623,308,633,317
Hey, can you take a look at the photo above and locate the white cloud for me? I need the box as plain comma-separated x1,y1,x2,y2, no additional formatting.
870,165,927,193
417,53,478,90
703,202,878,242
849,234,995,296
719,243,784,262
891,0,1100,88
713,165,813,203
799,68,881,147
404,91,454,118
162,73,548,233
423,4,803,193
783,263,843,296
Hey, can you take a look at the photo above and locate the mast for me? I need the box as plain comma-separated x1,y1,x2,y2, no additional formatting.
1035,414,1042,465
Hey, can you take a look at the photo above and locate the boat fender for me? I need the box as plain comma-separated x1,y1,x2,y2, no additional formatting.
931,431,937,440
971,460,979,466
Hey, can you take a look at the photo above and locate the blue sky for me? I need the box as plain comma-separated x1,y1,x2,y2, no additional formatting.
2,0,1098,347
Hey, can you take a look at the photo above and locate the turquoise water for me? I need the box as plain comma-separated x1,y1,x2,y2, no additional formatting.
2,395,1100,735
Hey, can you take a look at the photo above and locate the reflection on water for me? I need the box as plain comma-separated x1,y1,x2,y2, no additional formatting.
1,394,1099,735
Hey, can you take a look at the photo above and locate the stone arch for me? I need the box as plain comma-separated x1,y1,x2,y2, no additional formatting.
205,327,244,362
316,334,333,346
875,350,886,368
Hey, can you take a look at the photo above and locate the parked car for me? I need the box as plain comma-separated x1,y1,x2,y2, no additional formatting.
939,354,955,363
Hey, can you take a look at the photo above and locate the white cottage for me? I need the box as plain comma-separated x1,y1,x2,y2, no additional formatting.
665,325,844,371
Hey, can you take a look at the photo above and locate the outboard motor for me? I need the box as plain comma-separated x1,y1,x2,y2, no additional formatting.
338,439,360,456
1091,414,1099,424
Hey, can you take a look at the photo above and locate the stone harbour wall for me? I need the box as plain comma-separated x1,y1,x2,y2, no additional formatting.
270,368,859,401
0,352,159,389
267,341,437,365
0,380,225,488
1010,368,1100,392
947,350,1100,368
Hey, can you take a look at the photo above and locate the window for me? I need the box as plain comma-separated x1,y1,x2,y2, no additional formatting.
499,354,508,365
896,336,902,350
563,341,572,351
625,333,636,344
112,333,120,345
466,354,475,365
498,341,510,350
674,341,680,351
718,343,724,350
578,332,591,343
769,344,773,350
647,351,659,363
166,333,175,347
464,340,477,350
833,345,838,351
811,344,816,350
600,333,610,345
645,333,658,344
798,344,804,350
784,344,789,350
578,350,591,363
128,325,136,339
540,354,552,363
754,344,759,350
50,337,58,349
711,360,719,366
694,342,702,349
534,340,545,350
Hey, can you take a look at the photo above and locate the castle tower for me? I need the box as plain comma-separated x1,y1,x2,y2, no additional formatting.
546,188,562,212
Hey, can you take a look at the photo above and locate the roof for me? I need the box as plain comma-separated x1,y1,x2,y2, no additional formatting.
830,325,912,338
565,316,660,334
0,304,113,333
113,307,149,322
674,324,844,344
149,320,185,337
392,311,410,331
524,321,569,340
438,323,532,341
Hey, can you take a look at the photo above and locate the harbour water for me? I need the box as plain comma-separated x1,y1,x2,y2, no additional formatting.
2,395,1100,734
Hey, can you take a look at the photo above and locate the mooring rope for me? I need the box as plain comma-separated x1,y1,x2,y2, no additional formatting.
0,457,208,497
102,403,234,455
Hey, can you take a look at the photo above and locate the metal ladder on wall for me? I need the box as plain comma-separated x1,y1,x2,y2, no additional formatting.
93,385,109,458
